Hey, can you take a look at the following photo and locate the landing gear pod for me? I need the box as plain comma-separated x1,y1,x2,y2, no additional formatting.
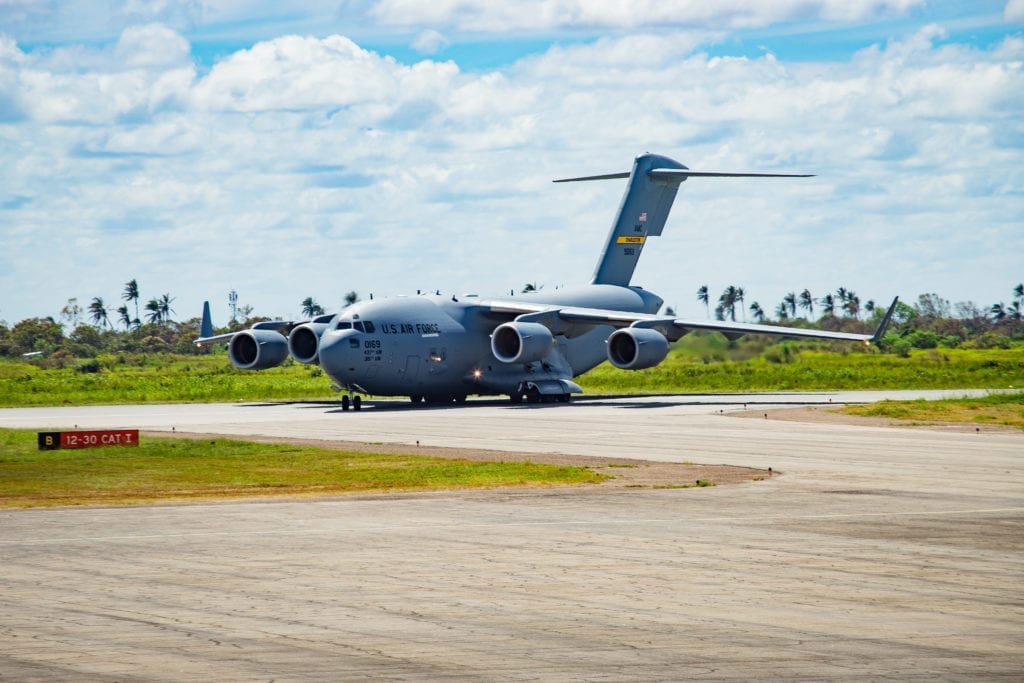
607,327,669,370
229,330,289,370
491,322,555,364
288,323,329,364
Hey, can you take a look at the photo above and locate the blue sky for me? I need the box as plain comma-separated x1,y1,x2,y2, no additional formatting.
1,1,1022,326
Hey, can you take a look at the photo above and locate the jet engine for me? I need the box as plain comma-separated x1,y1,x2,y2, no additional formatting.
288,323,329,364
606,327,669,370
491,321,555,364
229,330,289,370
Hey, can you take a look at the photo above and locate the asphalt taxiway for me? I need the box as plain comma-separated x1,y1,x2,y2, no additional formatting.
1,391,1021,680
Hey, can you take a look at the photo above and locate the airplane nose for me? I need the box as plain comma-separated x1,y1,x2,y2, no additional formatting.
318,329,360,380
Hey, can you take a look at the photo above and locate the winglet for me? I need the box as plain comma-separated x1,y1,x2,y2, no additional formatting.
871,296,900,343
200,301,214,338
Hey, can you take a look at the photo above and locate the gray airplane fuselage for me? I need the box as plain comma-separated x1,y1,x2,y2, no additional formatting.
317,284,663,398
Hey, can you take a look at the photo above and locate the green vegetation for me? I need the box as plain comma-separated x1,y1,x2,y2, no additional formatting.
841,391,1024,430
0,429,605,508
0,353,335,407
0,344,1021,408
578,339,1023,394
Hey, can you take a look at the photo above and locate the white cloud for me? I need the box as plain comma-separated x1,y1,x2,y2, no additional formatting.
0,21,1021,327
369,0,926,31
1006,0,1024,22
411,29,448,54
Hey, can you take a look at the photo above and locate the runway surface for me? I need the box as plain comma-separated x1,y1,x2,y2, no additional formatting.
1,391,1022,680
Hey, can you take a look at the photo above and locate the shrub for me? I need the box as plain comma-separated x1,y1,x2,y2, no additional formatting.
962,332,1012,350
76,359,103,374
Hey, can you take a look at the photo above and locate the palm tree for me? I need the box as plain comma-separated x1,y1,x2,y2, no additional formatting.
158,293,175,324
228,289,239,324
782,292,797,318
116,305,132,330
343,291,360,307
122,279,140,326
842,291,860,319
697,285,709,318
1014,283,1024,302
301,297,324,318
145,298,162,325
865,300,876,315
798,289,814,318
1009,301,1023,321
735,286,746,321
718,286,739,321
714,304,726,321
88,297,110,329
775,303,789,320
522,282,542,293
820,293,836,317
749,301,766,323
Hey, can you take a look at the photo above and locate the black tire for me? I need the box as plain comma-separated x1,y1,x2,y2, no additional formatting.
341,395,350,411
509,392,523,404
353,395,362,411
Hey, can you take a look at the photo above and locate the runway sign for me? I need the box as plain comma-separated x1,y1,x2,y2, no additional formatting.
38,429,140,450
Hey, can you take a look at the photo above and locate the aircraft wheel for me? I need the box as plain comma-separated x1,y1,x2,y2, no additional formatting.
526,387,541,404
558,393,570,403
353,395,362,411
454,394,467,404
341,395,350,411
509,392,523,404
409,395,423,404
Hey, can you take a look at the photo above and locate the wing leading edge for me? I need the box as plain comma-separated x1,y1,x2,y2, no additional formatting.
483,296,899,344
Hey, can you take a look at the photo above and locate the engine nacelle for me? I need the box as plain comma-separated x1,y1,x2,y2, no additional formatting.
229,330,289,370
288,323,329,364
607,327,669,370
491,321,555,364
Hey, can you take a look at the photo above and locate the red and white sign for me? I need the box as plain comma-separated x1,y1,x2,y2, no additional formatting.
38,429,140,450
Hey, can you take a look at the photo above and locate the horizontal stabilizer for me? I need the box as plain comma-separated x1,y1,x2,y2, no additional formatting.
649,169,814,179
554,169,813,183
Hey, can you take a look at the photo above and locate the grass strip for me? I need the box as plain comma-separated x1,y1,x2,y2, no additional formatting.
1,347,1022,408
0,429,605,508
841,391,1024,430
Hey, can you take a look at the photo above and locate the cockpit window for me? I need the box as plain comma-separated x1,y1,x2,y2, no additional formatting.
336,321,352,330
354,321,365,333
363,321,376,333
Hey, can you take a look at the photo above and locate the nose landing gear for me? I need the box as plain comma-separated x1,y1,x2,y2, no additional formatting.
341,394,362,411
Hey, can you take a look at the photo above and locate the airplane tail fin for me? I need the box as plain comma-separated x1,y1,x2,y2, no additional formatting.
555,153,812,287
200,301,214,338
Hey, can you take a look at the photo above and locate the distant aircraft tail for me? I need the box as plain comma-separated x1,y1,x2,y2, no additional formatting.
200,301,214,338
555,153,812,287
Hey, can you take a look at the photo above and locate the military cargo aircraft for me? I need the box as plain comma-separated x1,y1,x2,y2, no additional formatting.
196,153,897,410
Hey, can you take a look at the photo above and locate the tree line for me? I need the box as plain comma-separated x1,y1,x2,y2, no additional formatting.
693,284,1023,352
0,279,366,364
1,280,1020,364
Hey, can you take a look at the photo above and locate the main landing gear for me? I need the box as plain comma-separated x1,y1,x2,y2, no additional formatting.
509,387,570,404
341,394,362,411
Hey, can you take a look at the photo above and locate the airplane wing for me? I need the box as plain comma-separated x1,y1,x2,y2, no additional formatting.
481,296,899,344
193,320,294,347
